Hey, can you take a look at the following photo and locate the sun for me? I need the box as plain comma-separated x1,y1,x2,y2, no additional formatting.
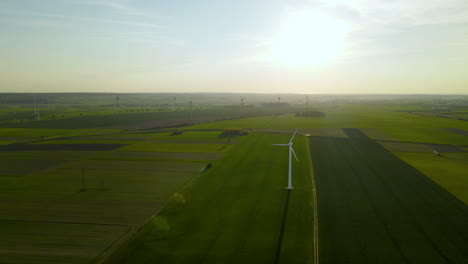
268,10,351,68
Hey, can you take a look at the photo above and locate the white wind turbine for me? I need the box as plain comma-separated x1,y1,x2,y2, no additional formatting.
273,129,299,190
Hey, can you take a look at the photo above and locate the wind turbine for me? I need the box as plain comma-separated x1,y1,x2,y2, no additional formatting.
240,96,245,107
187,97,193,123
273,129,299,190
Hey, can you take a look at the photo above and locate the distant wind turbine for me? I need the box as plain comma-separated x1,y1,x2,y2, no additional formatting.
273,130,299,189
187,97,193,122
240,96,245,107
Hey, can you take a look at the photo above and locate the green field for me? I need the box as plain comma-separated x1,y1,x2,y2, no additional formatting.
119,142,232,153
0,130,232,263
395,152,468,203
310,130,467,263
0,95,467,264
0,222,130,264
106,133,315,264
187,105,468,145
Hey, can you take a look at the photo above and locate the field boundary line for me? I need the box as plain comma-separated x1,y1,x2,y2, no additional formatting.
306,137,319,264
0,219,129,226
93,155,220,264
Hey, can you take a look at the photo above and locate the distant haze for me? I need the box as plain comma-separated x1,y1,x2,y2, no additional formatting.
1,0,467,94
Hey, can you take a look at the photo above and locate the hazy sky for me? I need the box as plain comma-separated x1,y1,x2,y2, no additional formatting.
1,0,467,94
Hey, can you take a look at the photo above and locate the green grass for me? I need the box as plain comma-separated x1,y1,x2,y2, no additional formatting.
106,133,314,264
0,140,15,145
187,105,468,145
378,141,434,152
0,129,234,264
0,158,204,202
149,131,225,140
310,132,467,263
0,107,293,129
0,151,94,175
394,152,468,204
120,142,231,153
0,128,118,141
90,151,223,162
0,222,130,264
31,139,140,144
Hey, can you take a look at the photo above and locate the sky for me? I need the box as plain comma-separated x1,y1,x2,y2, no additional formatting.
0,0,467,94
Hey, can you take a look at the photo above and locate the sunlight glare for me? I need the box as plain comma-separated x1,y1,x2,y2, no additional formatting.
269,10,351,68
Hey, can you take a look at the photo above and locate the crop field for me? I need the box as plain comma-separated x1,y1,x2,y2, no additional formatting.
0,130,234,263
0,221,130,264
378,141,434,152
0,96,467,264
0,106,293,129
393,152,468,204
309,131,467,263
0,128,118,140
119,142,232,153
187,105,468,145
106,133,315,264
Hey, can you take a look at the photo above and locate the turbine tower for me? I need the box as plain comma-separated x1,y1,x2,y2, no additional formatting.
240,97,245,107
33,95,37,119
273,129,299,189
37,104,40,121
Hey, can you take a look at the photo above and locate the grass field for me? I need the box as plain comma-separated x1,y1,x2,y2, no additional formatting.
0,98,467,264
0,221,130,264
119,142,232,153
394,152,468,204
0,107,293,129
106,133,315,264
0,130,233,263
0,128,119,145
187,105,468,145
310,131,467,263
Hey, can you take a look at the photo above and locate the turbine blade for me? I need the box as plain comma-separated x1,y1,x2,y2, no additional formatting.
272,144,289,146
289,129,298,144
291,147,299,162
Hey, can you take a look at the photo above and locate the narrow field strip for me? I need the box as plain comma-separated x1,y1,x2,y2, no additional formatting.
0,219,129,227
119,142,231,153
0,143,127,151
306,137,319,264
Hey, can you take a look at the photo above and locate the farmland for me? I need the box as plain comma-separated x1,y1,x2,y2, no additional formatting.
0,130,239,263
309,131,467,263
0,93,467,264
106,133,314,264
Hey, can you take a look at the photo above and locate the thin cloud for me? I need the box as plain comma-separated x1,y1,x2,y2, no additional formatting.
53,0,155,17
0,8,162,29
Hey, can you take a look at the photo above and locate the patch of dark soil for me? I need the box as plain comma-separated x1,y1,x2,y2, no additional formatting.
295,111,325,118
424,144,467,153
342,128,370,139
444,128,468,136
